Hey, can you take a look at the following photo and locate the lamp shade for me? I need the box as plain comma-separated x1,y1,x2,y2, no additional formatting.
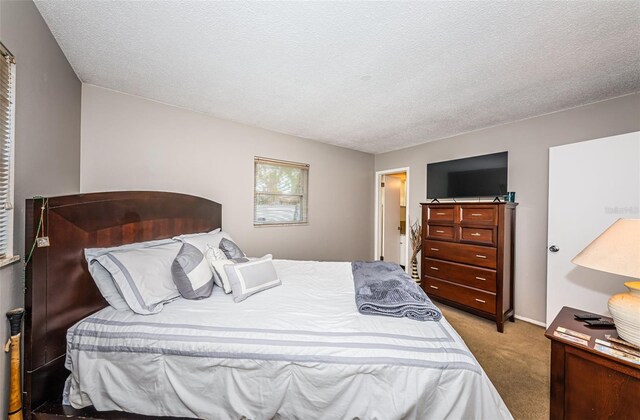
571,219,640,278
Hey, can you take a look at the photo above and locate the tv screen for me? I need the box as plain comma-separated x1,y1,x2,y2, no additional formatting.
427,152,508,199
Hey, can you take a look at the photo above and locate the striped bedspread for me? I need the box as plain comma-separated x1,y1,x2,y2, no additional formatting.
65,259,512,420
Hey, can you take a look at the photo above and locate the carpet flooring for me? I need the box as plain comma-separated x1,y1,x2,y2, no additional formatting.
439,304,550,420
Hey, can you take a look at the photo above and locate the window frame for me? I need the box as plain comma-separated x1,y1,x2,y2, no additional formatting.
253,157,309,227
0,42,16,266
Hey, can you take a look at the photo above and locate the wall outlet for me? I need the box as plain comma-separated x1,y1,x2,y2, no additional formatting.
36,237,50,248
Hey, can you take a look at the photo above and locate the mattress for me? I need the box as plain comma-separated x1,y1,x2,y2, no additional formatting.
65,259,512,419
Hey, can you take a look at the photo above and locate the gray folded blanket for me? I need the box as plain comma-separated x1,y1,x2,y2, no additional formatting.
352,261,442,322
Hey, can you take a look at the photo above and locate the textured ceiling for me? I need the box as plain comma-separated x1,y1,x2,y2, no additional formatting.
35,1,640,154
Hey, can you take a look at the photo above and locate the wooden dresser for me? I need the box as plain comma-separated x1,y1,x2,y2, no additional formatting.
545,307,640,419
420,202,517,332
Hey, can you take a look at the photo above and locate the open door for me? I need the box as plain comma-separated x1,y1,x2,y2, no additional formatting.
546,131,640,326
382,175,402,264
375,169,410,270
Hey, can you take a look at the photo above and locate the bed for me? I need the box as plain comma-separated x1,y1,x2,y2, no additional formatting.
23,191,511,419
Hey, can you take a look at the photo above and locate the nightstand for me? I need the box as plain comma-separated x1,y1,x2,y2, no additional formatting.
545,306,640,420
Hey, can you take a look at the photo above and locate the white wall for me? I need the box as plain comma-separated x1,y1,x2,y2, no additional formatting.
81,85,374,262
375,93,640,324
0,0,81,413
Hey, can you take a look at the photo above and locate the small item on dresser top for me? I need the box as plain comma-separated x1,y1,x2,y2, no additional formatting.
556,326,591,342
552,330,588,347
597,338,640,358
574,312,602,321
606,334,640,351
584,319,616,328
503,192,516,202
594,340,640,366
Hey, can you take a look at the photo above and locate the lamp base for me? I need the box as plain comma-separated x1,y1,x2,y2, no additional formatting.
608,281,640,347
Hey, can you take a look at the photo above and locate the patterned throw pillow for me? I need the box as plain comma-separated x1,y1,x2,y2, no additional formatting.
219,237,246,259
171,242,215,300
204,244,247,294
224,255,281,303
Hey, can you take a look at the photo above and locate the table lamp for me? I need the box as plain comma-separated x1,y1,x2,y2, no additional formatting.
571,218,640,347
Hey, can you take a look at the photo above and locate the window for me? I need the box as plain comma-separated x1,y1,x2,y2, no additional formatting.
254,157,309,226
0,42,15,261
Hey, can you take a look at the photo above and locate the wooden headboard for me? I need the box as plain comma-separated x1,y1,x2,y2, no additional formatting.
23,191,222,414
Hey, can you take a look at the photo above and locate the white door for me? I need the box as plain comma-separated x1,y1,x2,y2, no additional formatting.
546,131,640,326
382,175,402,264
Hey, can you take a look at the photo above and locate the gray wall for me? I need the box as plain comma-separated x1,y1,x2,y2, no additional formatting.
80,84,374,262
375,93,640,324
0,0,81,413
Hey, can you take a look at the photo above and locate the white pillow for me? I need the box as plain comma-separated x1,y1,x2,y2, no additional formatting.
174,228,220,241
210,260,236,294
225,255,281,303
85,238,175,311
174,229,233,253
95,242,182,314
205,245,233,293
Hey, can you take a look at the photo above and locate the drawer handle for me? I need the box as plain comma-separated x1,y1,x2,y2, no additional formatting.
436,230,445,233
475,298,486,304
471,213,483,216
471,233,481,237
430,266,439,271
436,212,446,215
431,248,439,251
475,254,487,259
475,276,486,281
430,285,439,290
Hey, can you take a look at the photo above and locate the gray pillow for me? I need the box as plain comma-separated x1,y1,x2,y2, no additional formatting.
219,237,246,259
224,255,280,303
172,243,215,300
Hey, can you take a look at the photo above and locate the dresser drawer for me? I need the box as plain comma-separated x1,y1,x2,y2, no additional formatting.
423,277,496,314
423,258,496,292
424,240,497,269
460,226,496,246
427,206,456,224
460,206,497,226
427,225,455,241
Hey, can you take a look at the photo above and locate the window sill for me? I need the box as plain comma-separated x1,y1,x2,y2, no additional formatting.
254,222,309,228
0,255,20,268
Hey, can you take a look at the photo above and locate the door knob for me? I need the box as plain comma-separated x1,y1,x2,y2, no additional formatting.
549,245,559,252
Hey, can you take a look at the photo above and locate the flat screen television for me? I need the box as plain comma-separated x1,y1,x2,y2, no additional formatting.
426,152,508,199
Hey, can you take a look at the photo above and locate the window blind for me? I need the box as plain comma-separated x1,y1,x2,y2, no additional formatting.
0,43,15,258
254,157,309,226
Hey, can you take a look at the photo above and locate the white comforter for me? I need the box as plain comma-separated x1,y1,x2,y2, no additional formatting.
65,260,512,420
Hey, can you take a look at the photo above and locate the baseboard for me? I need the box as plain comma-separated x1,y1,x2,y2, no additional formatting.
514,315,546,327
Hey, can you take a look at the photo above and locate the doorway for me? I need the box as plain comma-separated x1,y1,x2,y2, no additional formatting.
374,168,410,272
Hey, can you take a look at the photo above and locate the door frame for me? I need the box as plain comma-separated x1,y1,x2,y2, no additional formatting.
374,167,411,272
